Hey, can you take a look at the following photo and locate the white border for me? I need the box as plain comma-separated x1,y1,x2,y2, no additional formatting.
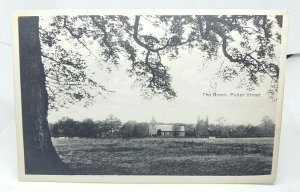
12,9,289,184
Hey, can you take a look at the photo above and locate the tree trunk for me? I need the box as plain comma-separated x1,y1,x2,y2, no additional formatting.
19,16,67,174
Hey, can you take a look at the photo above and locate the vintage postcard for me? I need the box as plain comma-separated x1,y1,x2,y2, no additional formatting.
13,10,288,183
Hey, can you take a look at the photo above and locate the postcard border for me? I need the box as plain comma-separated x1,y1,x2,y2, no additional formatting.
12,9,289,183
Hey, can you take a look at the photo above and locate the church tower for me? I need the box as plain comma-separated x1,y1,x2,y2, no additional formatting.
149,115,157,136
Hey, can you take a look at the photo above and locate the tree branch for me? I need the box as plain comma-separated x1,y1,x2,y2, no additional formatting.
41,54,82,68
133,15,194,53
208,24,278,81
63,16,91,52
89,16,114,61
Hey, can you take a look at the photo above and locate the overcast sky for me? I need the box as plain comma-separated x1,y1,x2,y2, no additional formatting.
47,48,277,125
44,15,279,126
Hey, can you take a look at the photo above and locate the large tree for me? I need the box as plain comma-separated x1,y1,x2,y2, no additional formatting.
19,17,67,174
19,14,283,174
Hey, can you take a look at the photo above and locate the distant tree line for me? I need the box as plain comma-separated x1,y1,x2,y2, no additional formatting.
50,115,275,138
49,115,150,138
49,115,122,138
184,116,275,138
120,121,149,138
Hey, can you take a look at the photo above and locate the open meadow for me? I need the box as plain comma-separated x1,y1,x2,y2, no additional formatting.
52,137,274,175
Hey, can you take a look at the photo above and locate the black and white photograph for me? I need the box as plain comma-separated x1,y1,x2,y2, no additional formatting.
13,10,288,183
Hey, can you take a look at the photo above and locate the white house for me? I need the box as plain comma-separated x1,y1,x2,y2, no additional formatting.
148,116,185,137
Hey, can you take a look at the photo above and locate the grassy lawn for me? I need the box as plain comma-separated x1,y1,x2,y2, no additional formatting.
52,137,274,175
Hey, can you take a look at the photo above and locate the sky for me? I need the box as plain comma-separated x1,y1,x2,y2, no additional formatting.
44,15,279,126
47,48,277,126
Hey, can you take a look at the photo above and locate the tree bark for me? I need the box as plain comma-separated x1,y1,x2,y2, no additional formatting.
19,16,67,174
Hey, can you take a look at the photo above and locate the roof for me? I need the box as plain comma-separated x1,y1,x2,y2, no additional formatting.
156,124,173,131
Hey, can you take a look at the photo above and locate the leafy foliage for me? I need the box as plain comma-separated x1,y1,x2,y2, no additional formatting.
40,14,283,109
120,121,149,138
49,115,122,138
195,116,209,137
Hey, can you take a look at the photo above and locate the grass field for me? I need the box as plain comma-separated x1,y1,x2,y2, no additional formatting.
52,137,274,175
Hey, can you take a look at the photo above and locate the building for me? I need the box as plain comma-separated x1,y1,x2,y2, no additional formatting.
148,116,158,136
148,116,185,137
